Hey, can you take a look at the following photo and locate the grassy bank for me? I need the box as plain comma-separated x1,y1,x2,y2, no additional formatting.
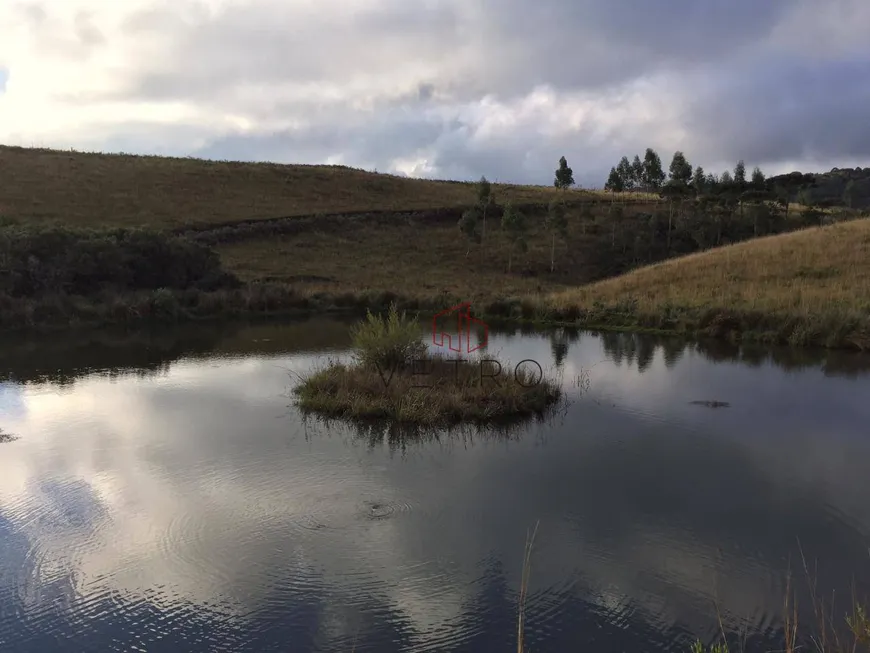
5,221,870,353
540,218,870,350
293,306,562,428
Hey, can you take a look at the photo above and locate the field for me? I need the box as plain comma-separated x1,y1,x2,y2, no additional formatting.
212,201,663,301
0,144,608,229
544,218,870,348
549,218,870,315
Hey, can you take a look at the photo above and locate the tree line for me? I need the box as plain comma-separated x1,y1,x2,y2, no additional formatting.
603,147,769,200
456,154,859,277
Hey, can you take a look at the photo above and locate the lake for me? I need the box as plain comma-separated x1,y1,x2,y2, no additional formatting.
1,316,870,652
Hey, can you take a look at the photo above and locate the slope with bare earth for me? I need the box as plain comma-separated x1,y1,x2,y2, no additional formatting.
544,219,870,349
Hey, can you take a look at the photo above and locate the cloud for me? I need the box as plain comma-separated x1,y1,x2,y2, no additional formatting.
1,0,869,184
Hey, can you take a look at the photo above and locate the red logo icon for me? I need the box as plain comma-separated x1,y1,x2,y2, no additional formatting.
432,302,488,353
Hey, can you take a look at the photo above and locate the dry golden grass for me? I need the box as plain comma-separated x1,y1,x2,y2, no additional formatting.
293,303,562,427
294,353,561,427
215,222,573,301
548,218,870,319
213,200,669,300
0,144,617,229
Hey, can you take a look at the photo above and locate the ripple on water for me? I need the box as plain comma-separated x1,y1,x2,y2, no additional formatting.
3,483,112,648
157,510,264,591
358,499,414,521
287,491,419,536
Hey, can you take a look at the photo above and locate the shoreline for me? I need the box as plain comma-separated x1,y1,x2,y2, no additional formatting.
2,285,868,352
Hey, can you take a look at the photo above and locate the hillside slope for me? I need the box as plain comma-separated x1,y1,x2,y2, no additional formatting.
0,144,574,229
547,219,870,348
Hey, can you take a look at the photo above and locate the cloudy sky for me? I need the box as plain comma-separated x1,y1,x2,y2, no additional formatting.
1,0,869,186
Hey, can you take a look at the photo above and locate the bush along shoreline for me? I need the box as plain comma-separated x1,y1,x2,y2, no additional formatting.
5,282,870,352
292,304,563,428
2,223,870,352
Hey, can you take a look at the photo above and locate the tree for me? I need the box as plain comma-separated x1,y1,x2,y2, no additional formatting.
501,202,527,273
798,188,813,207
631,155,644,190
705,172,719,192
774,185,791,221
605,167,624,192
720,170,733,186
642,148,665,190
750,166,765,189
844,179,855,208
802,203,825,228
545,198,568,272
692,165,706,194
554,156,575,190
609,204,623,247
476,176,494,240
458,206,481,257
668,151,692,185
616,156,633,190
733,160,746,187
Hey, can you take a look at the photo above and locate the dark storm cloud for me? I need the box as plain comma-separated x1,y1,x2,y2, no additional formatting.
684,54,870,165
113,0,795,103
192,111,451,169
478,0,794,97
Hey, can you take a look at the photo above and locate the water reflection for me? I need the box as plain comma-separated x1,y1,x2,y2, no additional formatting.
0,316,357,388
1,318,870,652
4,317,870,389
298,402,574,455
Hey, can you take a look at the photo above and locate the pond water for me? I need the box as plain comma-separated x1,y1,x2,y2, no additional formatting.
1,316,870,652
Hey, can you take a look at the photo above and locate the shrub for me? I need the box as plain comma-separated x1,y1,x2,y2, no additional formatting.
148,288,182,320
0,225,238,298
349,302,426,369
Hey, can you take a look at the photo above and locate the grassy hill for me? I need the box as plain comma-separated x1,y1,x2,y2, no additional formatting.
1,143,868,348
0,144,579,229
544,218,870,349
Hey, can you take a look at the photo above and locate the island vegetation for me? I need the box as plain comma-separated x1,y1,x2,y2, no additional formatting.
1,144,869,351
293,304,562,427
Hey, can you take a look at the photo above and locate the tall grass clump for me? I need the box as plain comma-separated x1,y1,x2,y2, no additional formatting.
293,303,563,428
349,302,426,368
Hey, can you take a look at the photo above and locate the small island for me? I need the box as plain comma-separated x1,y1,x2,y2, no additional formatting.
293,304,563,428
